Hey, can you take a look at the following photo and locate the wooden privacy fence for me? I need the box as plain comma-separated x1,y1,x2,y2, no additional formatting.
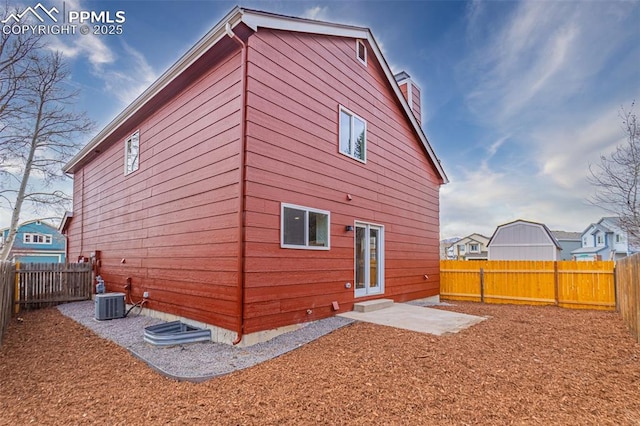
615,253,640,342
440,260,616,310
16,262,92,311
0,261,16,345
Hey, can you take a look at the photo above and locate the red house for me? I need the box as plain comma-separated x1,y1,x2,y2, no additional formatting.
62,7,448,345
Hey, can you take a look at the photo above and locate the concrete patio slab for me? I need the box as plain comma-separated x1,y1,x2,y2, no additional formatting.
338,303,485,336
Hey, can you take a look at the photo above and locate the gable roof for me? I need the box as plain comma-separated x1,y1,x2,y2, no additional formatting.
487,219,561,249
1,220,59,236
62,7,448,183
456,233,490,245
580,217,624,237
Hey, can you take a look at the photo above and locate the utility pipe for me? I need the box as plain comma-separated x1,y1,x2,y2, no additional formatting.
226,23,248,346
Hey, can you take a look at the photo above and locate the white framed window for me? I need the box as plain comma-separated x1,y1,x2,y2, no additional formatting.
596,234,604,245
356,39,367,66
124,131,140,175
23,233,52,245
615,234,623,243
339,106,366,163
469,243,479,253
281,203,330,250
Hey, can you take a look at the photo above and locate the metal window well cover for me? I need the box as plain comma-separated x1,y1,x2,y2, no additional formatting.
143,321,211,347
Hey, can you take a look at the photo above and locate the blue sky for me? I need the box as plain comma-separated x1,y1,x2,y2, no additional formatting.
1,0,639,239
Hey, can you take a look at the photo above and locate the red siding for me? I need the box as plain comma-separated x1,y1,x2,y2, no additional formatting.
67,45,243,330
242,30,441,333
67,26,443,338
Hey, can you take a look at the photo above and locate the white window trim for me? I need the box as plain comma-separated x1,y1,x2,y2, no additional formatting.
356,39,367,66
353,221,385,297
124,130,140,175
338,106,367,163
280,203,331,250
23,233,53,245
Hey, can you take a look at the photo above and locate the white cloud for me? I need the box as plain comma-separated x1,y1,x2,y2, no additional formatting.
47,32,115,66
43,0,156,107
534,105,625,189
98,42,157,106
303,6,329,21
441,1,639,238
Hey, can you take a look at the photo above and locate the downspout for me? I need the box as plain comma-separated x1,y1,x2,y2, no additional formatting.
227,23,248,345
63,232,68,264
80,168,85,257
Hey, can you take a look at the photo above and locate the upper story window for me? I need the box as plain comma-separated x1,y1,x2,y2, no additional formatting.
339,106,366,163
124,131,140,175
281,203,330,250
615,234,623,243
596,234,604,245
457,244,465,253
356,40,367,66
469,243,480,253
24,233,52,244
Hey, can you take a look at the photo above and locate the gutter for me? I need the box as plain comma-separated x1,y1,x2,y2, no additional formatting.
225,23,248,346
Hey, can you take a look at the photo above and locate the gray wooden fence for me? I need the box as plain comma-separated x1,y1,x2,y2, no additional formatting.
0,261,16,345
16,262,92,310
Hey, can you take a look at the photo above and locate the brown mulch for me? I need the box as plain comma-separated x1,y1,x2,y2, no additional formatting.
0,302,638,425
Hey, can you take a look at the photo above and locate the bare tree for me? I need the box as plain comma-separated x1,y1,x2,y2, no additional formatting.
0,4,40,127
0,48,93,261
588,103,640,247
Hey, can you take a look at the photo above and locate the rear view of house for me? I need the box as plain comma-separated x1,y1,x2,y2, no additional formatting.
61,8,447,345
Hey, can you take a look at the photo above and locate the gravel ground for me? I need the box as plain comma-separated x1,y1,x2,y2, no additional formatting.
57,300,355,381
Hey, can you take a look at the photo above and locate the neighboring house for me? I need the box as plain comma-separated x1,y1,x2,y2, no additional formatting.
550,231,582,260
487,220,561,260
0,220,66,263
453,233,490,260
571,217,637,261
61,8,448,345
439,237,460,260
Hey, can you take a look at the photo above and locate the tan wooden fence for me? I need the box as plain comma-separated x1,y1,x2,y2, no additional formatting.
0,261,16,345
615,253,640,342
440,260,616,310
16,262,93,310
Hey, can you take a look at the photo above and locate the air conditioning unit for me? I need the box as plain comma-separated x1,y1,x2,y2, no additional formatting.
95,292,125,320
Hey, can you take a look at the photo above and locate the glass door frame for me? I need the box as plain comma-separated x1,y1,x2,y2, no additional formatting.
354,221,385,298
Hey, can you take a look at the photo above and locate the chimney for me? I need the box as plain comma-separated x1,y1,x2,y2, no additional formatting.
394,71,422,126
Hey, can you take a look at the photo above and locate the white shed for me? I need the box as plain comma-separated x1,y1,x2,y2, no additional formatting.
487,220,561,260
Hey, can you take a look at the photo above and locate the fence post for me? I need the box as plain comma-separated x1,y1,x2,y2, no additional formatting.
553,262,559,306
480,267,484,303
613,264,618,312
13,261,19,314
